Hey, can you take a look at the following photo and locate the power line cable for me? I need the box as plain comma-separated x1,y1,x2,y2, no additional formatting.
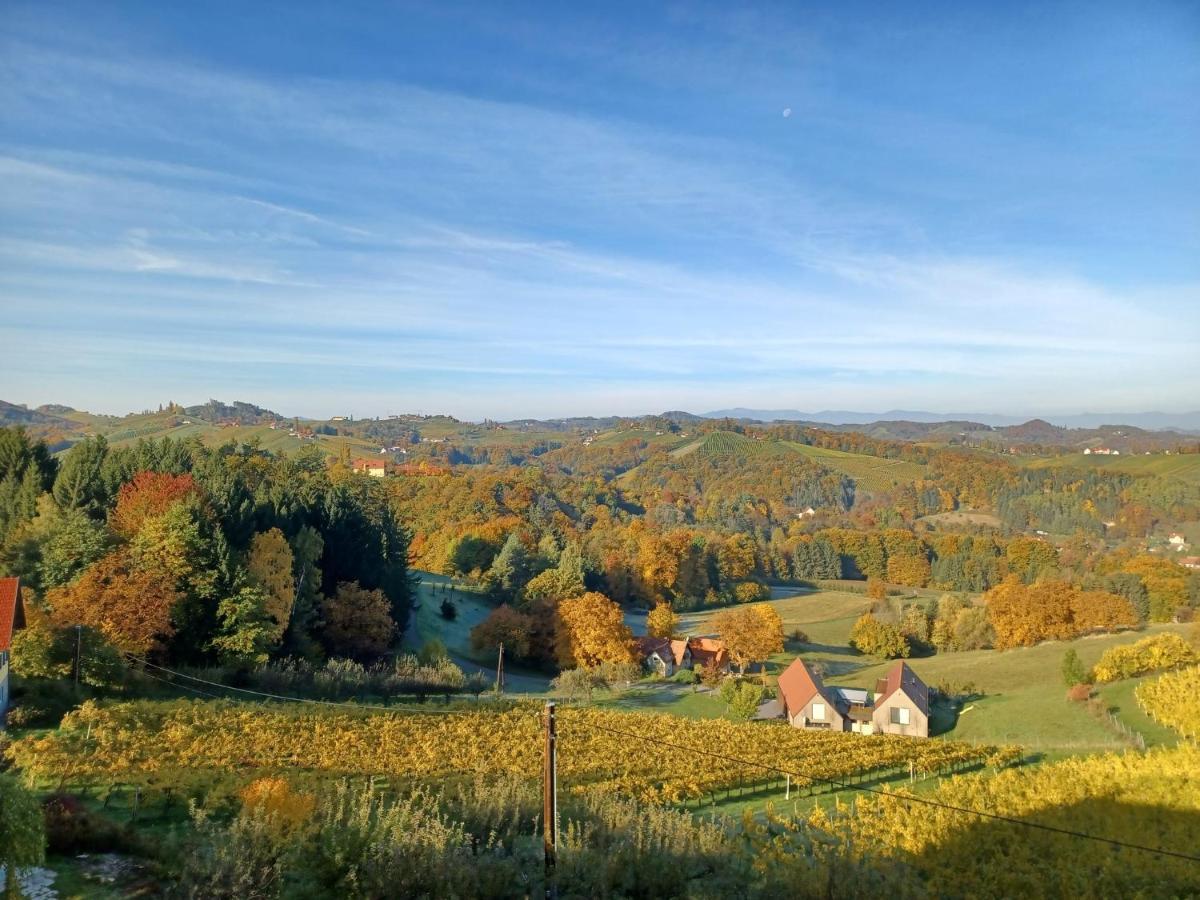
113,653,1198,862
126,663,227,701
561,714,1200,864
120,652,476,716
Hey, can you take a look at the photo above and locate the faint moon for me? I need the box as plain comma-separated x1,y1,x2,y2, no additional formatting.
782,108,792,118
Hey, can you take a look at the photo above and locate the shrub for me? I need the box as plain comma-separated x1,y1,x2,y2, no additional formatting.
1066,683,1093,703
0,776,45,879
732,581,770,603
42,793,130,854
6,678,79,728
849,614,910,659
439,598,458,621
1061,649,1086,687
789,629,809,644
239,778,315,833
671,667,698,685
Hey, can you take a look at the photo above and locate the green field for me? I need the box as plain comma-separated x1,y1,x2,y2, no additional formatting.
1021,451,1200,485
403,571,552,693
406,572,1192,759
841,625,1190,755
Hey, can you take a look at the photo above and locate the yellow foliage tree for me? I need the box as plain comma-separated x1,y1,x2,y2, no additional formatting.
645,603,679,639
248,528,296,644
556,591,635,669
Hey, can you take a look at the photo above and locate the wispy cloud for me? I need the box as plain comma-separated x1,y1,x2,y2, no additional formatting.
0,9,1196,419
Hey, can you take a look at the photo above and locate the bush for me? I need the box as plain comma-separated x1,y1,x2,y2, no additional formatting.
1,776,45,877
1066,683,1093,703
7,678,79,728
849,614,910,659
42,793,132,854
670,668,698,685
789,629,809,644
439,598,458,621
1061,649,1086,687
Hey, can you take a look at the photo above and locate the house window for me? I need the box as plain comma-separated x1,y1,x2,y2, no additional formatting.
890,707,911,726
812,702,826,721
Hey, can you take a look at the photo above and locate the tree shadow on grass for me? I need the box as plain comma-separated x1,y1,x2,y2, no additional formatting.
901,799,1200,897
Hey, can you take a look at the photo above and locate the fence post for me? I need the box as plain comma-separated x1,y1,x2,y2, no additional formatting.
543,702,557,900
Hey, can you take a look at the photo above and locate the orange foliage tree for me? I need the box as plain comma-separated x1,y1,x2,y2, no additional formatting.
645,603,679,639
321,581,395,660
710,603,784,673
469,604,534,658
108,471,201,538
46,551,178,655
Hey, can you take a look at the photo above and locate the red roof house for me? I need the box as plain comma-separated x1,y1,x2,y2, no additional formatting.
687,637,729,672
776,658,843,730
871,661,930,737
1,577,26,722
0,577,24,653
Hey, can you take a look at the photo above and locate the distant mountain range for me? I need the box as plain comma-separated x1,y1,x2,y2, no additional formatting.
703,408,1200,432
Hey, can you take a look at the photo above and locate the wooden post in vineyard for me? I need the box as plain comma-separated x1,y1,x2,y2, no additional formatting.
543,701,558,900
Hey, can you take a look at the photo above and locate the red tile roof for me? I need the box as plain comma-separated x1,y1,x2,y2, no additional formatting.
687,636,728,668
352,458,386,469
635,636,672,659
875,661,930,716
0,577,24,653
776,658,835,719
669,639,690,666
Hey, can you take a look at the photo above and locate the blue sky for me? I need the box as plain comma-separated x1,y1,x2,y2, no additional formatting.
1,1,1197,419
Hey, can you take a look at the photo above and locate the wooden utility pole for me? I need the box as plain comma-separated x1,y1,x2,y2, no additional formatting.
543,701,558,900
496,642,505,693
73,624,82,688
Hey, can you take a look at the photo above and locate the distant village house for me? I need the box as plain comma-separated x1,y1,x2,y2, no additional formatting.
351,458,387,477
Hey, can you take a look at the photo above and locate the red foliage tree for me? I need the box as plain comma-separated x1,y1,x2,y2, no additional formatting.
109,471,201,538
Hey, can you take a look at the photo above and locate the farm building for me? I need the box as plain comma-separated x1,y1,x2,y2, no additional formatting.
351,458,387,477
871,662,930,737
771,658,930,738
635,635,727,676
1,577,26,724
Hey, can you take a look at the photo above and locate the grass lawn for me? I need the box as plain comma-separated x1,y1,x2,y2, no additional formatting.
599,682,732,719
1097,677,1180,749
837,625,1190,754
